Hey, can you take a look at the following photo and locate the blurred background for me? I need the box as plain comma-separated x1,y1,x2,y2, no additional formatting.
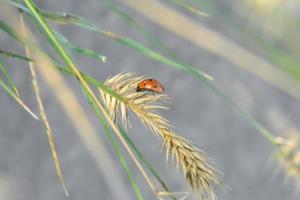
0,0,300,199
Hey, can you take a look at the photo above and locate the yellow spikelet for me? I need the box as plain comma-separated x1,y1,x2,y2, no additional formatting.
99,73,222,199
275,128,300,179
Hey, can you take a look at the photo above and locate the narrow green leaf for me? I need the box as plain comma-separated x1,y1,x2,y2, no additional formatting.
0,61,38,119
100,0,211,78
170,0,209,17
201,79,277,144
55,31,106,62
101,0,179,57
0,18,22,41
0,18,38,52
0,58,19,95
0,49,33,62
0,76,18,99
118,126,177,200
83,87,144,200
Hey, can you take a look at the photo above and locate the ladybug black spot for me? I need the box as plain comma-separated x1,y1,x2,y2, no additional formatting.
154,85,157,88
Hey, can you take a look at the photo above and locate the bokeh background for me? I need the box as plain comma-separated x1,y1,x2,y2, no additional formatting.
1,0,300,200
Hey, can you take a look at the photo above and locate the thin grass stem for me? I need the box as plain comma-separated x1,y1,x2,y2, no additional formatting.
18,11,69,196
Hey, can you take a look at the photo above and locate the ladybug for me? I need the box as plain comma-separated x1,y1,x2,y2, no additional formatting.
136,78,165,93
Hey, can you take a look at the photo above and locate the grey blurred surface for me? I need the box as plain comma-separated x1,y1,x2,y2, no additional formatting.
1,0,300,200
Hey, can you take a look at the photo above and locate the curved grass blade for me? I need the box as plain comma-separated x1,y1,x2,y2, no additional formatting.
83,87,144,200
54,31,106,62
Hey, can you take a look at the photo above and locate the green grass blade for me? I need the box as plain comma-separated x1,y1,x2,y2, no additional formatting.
0,17,22,41
170,0,209,17
0,18,38,52
0,58,19,95
54,31,106,62
0,77,38,119
0,60,38,119
23,0,75,70
201,78,276,144
83,87,144,200
118,126,177,200
0,76,18,99
256,38,300,81
100,0,211,78
0,49,33,62
100,0,179,58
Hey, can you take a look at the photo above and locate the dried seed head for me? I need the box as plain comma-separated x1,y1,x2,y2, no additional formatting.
163,131,222,199
99,73,223,199
275,128,300,180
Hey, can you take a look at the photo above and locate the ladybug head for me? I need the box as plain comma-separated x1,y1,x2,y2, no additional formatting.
136,87,142,92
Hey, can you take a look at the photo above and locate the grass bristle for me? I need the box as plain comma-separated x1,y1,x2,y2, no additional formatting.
99,72,222,199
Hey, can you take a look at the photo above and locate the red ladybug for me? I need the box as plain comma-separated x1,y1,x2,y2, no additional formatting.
136,79,165,93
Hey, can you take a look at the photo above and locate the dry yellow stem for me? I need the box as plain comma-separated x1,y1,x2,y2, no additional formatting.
18,12,69,197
